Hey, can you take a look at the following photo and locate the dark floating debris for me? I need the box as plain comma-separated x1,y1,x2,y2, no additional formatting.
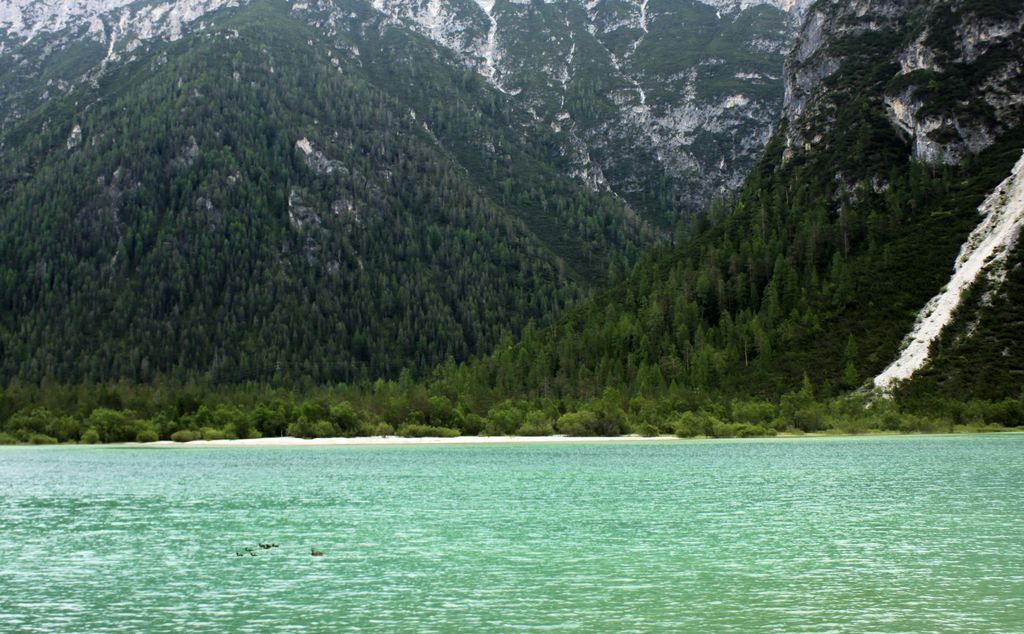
310,548,324,557
235,542,280,557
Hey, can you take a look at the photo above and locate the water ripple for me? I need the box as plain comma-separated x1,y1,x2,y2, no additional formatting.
0,435,1022,632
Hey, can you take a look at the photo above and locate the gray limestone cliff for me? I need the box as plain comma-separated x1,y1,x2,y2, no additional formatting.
782,0,1022,166
1,0,814,226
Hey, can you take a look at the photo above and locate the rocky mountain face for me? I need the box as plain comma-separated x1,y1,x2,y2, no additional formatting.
3,0,1018,394
361,0,811,223
1,0,811,225
777,0,1024,393
447,0,1024,402
0,0,242,131
784,0,1023,166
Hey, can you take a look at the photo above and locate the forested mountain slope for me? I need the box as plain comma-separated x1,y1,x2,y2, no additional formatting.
0,0,651,384
433,0,1024,404
0,0,826,386
1,0,809,227
353,0,808,224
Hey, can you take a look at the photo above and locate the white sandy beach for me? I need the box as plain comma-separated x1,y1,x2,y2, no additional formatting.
152,434,682,447
143,430,1023,447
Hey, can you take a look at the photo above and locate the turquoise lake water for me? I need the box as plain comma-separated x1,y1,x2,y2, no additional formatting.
1,434,1023,632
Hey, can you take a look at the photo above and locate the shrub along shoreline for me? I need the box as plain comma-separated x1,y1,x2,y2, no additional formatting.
1,378,1020,445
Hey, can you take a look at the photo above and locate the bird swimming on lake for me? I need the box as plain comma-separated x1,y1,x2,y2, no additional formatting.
259,543,279,549
310,547,324,557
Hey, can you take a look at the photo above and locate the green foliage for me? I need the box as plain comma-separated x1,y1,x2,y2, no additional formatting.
80,428,100,444
0,1,1020,442
200,427,232,441
135,428,159,443
670,411,716,438
85,408,141,444
517,411,555,436
554,410,597,436
329,402,362,437
779,375,826,432
0,379,1018,444
709,422,776,439
0,0,652,387
484,401,526,436
170,429,200,443
637,423,660,437
2,408,79,443
285,418,335,440
28,433,59,445
730,400,777,426
554,409,622,436
422,80,1024,408
395,424,460,438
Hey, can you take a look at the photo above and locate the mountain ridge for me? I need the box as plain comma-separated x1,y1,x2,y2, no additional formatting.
1,0,1021,399
2,0,811,222
425,0,1024,404
0,0,653,383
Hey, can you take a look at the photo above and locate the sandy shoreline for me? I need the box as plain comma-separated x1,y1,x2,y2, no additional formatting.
140,429,1022,447
7,430,1015,448
151,434,683,447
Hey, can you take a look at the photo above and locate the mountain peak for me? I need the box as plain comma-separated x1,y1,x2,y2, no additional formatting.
0,0,239,43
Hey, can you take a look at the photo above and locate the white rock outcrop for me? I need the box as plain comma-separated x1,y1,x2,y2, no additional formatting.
874,149,1024,392
66,124,83,150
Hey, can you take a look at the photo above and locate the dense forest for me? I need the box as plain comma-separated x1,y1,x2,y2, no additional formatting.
1,376,1021,445
426,131,1024,405
0,1,651,386
414,0,1024,406
3,114,1021,444
1,0,1022,443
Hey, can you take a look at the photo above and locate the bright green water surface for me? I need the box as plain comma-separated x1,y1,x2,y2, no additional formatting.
2,434,1023,632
